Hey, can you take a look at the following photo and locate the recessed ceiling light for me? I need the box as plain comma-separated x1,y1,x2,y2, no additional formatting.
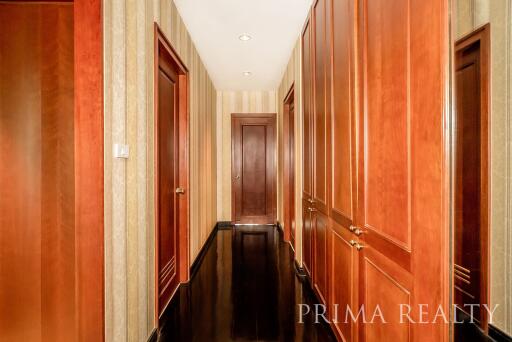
238,34,252,41
243,71,252,76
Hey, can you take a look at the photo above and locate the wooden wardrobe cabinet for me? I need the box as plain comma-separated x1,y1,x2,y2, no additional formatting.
302,0,450,341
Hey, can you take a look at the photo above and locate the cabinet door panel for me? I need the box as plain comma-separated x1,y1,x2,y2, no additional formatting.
313,211,328,304
302,17,313,198
302,199,313,276
313,0,329,211
330,222,358,342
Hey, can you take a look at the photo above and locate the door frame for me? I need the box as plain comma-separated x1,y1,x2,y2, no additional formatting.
453,23,490,332
231,113,277,224
153,23,190,322
283,84,296,246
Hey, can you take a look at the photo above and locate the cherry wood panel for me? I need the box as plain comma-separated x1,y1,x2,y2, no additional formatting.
330,222,359,342
357,0,450,340
231,114,276,224
364,0,410,251
0,1,104,340
331,0,356,224
154,25,190,321
313,211,329,304
302,15,313,199
312,0,329,213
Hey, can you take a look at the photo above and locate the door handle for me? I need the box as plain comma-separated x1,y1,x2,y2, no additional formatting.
308,207,317,212
175,187,185,194
235,175,240,180
307,198,315,204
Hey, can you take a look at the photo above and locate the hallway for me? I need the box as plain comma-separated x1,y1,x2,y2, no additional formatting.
157,225,335,342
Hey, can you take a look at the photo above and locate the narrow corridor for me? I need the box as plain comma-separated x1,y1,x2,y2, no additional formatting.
158,225,335,341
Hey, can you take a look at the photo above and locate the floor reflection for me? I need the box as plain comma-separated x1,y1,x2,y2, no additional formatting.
158,225,335,342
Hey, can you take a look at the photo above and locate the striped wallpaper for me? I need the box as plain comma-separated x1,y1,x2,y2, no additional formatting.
103,0,217,340
216,90,278,221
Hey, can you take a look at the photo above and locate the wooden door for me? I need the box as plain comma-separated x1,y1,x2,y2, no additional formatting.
312,0,331,306
283,86,296,248
155,26,190,319
0,2,104,340
328,0,359,340
356,0,450,341
231,114,276,224
157,47,180,313
302,14,314,277
454,25,490,326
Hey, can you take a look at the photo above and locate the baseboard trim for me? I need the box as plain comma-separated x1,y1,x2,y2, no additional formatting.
490,324,512,342
217,221,234,230
190,224,218,279
147,328,158,342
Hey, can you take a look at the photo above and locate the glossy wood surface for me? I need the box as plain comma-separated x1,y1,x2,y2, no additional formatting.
302,15,313,199
231,114,276,224
154,25,190,321
158,226,336,341
454,24,490,327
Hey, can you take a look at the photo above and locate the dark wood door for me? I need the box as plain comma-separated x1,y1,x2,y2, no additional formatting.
156,44,180,314
231,114,276,224
454,25,490,325
302,14,314,276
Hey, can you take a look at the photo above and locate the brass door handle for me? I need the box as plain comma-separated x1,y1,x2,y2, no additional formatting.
307,198,315,204
308,207,317,212
176,187,185,194
235,175,240,179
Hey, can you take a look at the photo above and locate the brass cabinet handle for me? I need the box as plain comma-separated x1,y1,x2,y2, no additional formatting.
349,240,364,251
308,207,317,212
176,187,186,194
349,225,363,236
307,198,315,204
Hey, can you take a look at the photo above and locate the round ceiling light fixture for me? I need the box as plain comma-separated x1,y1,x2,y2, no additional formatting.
238,34,252,41
243,71,252,76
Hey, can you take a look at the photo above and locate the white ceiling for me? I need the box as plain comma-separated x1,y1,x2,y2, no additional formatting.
174,0,312,90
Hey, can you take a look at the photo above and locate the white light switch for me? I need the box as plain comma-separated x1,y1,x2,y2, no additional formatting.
113,144,130,159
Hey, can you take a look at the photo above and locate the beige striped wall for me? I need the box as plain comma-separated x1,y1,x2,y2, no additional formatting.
277,40,303,263
457,0,512,334
216,90,278,221
103,0,217,341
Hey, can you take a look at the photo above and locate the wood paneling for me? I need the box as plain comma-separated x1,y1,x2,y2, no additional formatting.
300,0,450,340
73,0,105,339
0,1,104,340
283,86,296,246
302,17,313,199
364,0,410,250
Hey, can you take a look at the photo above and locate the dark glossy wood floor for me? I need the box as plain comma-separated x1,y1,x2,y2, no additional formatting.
157,225,336,342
